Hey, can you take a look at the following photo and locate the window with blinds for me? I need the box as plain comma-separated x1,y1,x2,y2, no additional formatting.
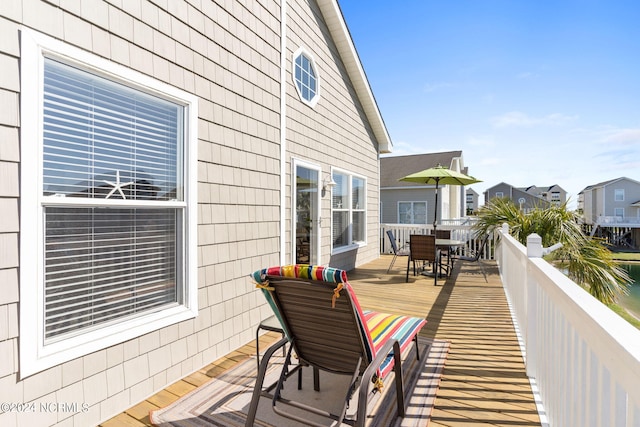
41,58,185,342
20,29,197,376
331,171,366,249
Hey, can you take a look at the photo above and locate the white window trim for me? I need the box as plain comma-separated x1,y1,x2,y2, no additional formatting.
19,28,198,377
615,189,625,202
331,168,367,254
292,46,320,108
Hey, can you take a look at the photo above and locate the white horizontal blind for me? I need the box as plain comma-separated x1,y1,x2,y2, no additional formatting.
42,58,184,342
45,207,178,340
43,58,181,200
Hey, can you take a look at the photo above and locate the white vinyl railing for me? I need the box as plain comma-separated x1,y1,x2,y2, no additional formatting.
596,216,640,226
497,224,640,427
380,220,494,260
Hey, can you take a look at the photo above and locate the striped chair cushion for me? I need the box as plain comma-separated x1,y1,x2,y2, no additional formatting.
362,310,426,378
251,264,426,380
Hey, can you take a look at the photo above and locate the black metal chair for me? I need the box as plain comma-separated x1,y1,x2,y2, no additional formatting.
455,234,490,282
386,230,410,273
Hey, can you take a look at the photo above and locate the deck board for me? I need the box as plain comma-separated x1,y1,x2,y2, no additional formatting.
100,256,541,426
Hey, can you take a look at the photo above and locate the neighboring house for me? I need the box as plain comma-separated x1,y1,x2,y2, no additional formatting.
380,151,469,225
522,184,567,206
580,177,640,225
484,182,567,212
466,188,480,215
0,1,391,425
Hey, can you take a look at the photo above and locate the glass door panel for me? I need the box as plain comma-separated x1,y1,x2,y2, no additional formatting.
295,165,319,265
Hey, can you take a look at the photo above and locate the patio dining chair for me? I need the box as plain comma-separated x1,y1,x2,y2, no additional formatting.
455,234,490,282
386,230,410,273
435,229,454,270
406,234,445,285
248,264,426,427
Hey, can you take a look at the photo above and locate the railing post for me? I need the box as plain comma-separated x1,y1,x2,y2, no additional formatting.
500,223,509,263
525,233,541,378
527,233,543,258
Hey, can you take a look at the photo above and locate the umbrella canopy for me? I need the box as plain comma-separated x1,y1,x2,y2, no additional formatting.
399,164,481,230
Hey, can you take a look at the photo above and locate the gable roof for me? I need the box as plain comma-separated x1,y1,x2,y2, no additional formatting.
580,177,640,193
520,184,565,194
484,182,512,192
380,151,463,188
318,0,392,153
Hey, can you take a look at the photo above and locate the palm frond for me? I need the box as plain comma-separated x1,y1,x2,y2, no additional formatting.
474,199,631,304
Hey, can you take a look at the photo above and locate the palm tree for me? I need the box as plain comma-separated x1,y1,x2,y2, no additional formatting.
474,197,630,305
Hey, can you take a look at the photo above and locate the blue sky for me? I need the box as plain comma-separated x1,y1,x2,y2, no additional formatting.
339,1,640,209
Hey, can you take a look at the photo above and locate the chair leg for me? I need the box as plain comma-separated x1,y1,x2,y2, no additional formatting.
386,254,398,273
405,255,410,282
313,366,320,391
255,325,260,372
392,341,406,417
245,337,288,427
477,260,488,282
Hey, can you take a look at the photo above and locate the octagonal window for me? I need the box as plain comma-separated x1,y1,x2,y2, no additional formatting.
293,47,320,107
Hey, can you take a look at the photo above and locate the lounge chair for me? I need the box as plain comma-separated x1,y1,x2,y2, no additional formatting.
247,264,426,427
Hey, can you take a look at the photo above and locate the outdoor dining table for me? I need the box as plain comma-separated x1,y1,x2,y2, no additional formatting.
433,238,465,277
406,237,466,278
436,238,465,248
405,238,465,247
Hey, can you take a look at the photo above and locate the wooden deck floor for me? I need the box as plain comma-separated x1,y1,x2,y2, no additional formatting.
100,256,541,427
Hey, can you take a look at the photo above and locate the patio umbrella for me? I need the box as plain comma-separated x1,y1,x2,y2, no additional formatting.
399,164,481,231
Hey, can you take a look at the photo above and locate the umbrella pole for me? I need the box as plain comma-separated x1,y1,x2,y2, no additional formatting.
433,179,439,233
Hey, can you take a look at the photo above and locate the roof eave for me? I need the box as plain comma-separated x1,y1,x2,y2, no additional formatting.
317,0,392,154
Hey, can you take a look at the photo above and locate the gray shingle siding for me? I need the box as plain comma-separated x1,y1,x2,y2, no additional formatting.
1,0,384,425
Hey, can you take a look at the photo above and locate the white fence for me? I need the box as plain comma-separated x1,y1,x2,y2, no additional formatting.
497,224,640,427
380,220,495,260
597,216,640,226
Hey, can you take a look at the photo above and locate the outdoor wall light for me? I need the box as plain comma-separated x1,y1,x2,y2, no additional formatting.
322,176,337,192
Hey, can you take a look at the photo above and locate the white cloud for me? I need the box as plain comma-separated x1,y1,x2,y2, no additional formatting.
490,111,535,127
517,71,536,79
479,157,501,166
423,82,456,93
466,136,495,147
490,111,578,128
601,128,640,145
482,93,495,104
387,141,428,156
